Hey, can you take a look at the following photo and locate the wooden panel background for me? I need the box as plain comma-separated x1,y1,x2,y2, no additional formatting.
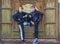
0,0,58,39
45,0,57,38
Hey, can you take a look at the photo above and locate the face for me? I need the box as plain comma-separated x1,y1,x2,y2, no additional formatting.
18,7,23,12
30,7,35,12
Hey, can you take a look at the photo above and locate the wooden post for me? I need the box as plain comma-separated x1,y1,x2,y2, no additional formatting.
58,2,60,41
0,0,2,43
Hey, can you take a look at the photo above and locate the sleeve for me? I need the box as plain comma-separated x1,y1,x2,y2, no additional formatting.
38,12,44,21
12,11,19,22
23,12,27,16
28,13,32,17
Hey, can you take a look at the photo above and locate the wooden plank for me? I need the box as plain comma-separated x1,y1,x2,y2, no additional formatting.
45,10,55,23
2,24,12,38
0,0,2,42
2,10,11,23
49,24,56,37
2,0,11,8
14,1,20,10
45,0,56,9
45,0,57,38
45,24,50,36
55,0,59,40
45,24,56,38
36,2,44,12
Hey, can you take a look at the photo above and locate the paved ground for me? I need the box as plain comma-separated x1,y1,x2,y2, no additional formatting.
0,39,59,44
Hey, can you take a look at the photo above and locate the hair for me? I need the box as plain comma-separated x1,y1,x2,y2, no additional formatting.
30,5,35,8
19,5,23,9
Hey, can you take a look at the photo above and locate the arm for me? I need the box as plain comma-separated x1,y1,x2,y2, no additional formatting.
23,12,28,18
12,11,19,22
38,12,44,21
28,13,32,18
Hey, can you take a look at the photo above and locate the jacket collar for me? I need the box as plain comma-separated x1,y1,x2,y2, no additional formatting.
32,9,37,13
17,10,23,13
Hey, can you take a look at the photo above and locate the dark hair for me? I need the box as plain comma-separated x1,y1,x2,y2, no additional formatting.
19,5,23,9
30,6,35,8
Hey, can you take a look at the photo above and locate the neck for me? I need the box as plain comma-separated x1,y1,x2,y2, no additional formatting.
32,9,36,12
18,10,23,12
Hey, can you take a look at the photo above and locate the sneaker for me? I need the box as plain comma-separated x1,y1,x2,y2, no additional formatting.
32,38,39,44
21,41,27,44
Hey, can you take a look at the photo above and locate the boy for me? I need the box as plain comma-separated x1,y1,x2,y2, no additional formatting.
30,6,44,44
12,6,27,44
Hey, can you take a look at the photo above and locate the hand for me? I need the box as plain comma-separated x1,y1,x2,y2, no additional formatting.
29,15,31,18
23,15,27,18
31,21,34,25
25,15,27,17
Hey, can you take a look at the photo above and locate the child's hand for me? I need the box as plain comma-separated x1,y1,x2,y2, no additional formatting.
25,15,27,17
23,15,27,18
29,15,31,18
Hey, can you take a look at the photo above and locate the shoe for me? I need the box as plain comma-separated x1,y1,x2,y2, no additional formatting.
21,41,27,44
32,38,39,44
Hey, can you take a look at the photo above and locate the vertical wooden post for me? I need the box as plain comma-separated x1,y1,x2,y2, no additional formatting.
0,0,2,43
55,0,59,40
58,2,60,41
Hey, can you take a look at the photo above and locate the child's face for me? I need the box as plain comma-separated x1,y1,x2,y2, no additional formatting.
30,7,35,12
18,7,23,12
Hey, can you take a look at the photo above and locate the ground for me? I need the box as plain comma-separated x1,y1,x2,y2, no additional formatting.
0,39,59,44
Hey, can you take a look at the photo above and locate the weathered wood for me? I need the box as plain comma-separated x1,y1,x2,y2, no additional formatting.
0,0,2,43
0,0,58,39
58,3,60,41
